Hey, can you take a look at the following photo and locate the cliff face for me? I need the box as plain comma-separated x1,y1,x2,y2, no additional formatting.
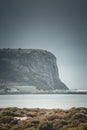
0,49,68,90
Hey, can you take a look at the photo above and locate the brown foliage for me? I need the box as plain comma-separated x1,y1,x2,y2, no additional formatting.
0,107,87,130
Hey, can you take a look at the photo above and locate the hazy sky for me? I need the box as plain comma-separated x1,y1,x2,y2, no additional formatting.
0,0,87,89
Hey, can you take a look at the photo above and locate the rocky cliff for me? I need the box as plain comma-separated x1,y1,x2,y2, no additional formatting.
0,49,68,91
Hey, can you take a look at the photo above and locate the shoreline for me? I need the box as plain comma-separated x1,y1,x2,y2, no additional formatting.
0,91,87,95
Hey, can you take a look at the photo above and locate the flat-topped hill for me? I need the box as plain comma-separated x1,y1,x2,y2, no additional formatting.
0,49,68,92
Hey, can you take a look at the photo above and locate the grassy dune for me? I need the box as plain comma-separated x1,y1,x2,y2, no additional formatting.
0,107,87,130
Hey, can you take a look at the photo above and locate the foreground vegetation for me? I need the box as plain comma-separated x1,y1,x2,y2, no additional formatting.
0,107,87,130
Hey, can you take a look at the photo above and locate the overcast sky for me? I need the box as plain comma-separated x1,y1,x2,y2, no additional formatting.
0,0,87,89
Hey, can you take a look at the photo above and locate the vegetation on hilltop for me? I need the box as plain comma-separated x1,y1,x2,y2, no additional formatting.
0,107,87,130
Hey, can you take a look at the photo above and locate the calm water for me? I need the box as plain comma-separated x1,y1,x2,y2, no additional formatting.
0,94,87,109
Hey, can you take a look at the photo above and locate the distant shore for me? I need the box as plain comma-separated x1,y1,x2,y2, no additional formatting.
0,91,87,95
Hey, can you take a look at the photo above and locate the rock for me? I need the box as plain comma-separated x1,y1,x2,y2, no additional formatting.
0,49,68,91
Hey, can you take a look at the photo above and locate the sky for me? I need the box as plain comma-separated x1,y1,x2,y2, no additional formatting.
0,0,87,90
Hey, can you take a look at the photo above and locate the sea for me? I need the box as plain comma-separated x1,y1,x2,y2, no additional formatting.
0,94,87,109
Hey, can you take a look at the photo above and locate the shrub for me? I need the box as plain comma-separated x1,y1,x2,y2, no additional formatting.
53,119,68,129
0,116,14,124
47,114,58,121
38,121,53,130
1,111,15,116
10,126,20,130
78,123,87,130
71,113,87,121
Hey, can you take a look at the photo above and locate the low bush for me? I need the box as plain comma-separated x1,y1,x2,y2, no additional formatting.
0,107,87,130
38,121,53,130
